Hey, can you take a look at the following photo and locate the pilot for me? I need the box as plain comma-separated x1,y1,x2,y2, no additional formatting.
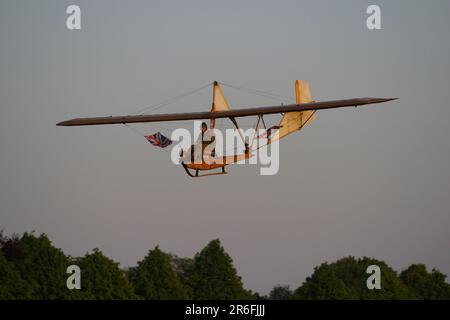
181,122,216,163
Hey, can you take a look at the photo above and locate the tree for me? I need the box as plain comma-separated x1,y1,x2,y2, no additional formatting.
1,232,76,299
0,250,33,299
0,232,23,263
129,246,188,299
269,285,293,300
189,239,251,299
169,253,194,298
400,264,450,300
293,262,352,299
75,248,137,299
293,256,416,299
5,230,450,301
250,291,268,300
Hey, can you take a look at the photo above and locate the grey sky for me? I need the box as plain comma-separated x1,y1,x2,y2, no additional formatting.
1,0,450,294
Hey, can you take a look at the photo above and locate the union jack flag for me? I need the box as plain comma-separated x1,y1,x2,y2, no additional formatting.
146,132,172,148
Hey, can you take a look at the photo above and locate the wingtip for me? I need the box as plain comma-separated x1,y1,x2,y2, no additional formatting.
56,120,73,126
376,97,399,103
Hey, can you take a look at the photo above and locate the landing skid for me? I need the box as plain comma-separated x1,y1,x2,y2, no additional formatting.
181,162,227,178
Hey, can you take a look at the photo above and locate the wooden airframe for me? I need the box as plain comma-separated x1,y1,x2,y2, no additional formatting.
57,81,397,177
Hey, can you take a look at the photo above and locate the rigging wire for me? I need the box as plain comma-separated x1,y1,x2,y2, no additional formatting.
219,82,294,104
123,123,146,137
125,80,294,156
123,124,172,153
131,81,292,118
124,82,213,149
135,82,214,115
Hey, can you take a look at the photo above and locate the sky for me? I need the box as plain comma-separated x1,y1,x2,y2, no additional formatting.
1,0,450,295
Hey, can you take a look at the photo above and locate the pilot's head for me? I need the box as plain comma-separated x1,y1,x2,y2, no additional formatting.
201,122,208,133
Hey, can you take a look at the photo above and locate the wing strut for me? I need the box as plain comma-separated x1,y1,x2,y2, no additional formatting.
229,117,249,152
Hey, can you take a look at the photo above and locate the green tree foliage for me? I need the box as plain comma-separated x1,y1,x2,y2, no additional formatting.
293,256,416,300
269,285,293,300
129,246,188,299
1,232,75,299
75,248,137,300
2,231,450,300
0,250,33,299
189,239,251,300
400,264,450,299
250,291,268,300
169,253,194,298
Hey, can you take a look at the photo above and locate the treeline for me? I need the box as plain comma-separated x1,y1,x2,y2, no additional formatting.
1,232,449,300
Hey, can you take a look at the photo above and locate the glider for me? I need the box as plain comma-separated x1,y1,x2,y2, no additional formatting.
57,80,397,177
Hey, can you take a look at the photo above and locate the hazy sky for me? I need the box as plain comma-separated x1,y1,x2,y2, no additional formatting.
1,0,450,294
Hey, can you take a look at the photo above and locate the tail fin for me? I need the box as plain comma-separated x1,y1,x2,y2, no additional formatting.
275,80,315,141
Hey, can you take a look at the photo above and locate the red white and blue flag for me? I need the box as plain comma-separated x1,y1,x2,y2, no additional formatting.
146,132,172,148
